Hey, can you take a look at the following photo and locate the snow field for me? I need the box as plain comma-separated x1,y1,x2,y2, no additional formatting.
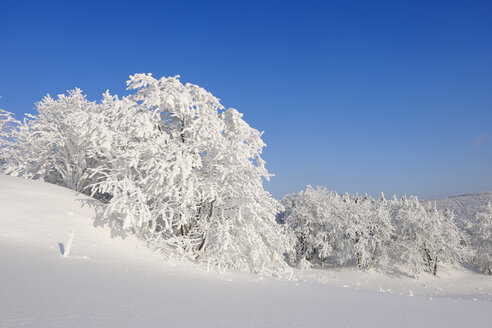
1,175,491,327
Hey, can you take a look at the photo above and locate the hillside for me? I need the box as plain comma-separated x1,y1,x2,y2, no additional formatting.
422,192,492,221
1,175,491,327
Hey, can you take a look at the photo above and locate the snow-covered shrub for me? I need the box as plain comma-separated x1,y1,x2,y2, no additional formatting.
1,75,290,275
467,203,492,274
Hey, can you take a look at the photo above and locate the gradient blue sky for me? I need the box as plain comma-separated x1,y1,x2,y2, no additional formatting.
1,0,491,199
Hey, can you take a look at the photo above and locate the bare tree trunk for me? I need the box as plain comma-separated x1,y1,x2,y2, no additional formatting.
423,246,433,273
433,256,438,276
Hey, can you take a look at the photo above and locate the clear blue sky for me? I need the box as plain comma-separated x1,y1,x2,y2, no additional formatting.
1,0,491,199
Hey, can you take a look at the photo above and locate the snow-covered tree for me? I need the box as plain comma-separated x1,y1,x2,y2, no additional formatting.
390,197,469,276
1,90,101,192
164,76,287,273
281,186,346,268
349,193,393,269
91,74,289,274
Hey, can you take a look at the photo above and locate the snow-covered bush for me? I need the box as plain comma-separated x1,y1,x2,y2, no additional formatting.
282,186,469,276
1,75,290,275
467,203,492,274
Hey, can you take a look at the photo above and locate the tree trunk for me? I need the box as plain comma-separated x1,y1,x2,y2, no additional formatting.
198,200,215,252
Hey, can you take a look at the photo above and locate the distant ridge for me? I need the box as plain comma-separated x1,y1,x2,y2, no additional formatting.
422,192,492,221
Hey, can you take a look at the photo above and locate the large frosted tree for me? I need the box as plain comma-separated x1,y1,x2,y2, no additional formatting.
118,74,289,274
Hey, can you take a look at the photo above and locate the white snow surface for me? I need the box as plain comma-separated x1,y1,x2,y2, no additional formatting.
1,175,491,328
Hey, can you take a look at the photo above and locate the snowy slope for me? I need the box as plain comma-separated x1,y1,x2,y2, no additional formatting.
422,192,492,221
1,175,491,328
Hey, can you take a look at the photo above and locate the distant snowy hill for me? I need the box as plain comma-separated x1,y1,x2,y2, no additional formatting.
422,192,492,221
1,175,491,327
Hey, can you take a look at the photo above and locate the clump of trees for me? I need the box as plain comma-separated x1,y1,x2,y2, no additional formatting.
0,74,291,275
280,186,472,276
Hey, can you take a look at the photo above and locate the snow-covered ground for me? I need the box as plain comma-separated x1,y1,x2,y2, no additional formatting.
1,175,491,328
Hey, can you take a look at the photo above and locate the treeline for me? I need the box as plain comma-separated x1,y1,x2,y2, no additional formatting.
280,186,491,276
0,74,490,276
